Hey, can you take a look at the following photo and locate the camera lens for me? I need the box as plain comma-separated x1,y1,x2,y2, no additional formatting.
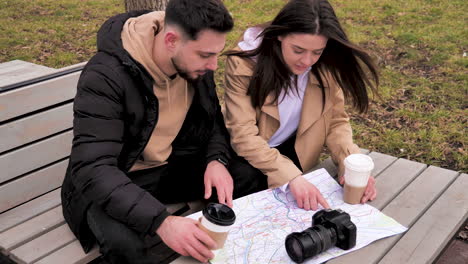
285,225,337,263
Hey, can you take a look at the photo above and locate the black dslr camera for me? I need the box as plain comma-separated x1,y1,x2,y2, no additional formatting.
285,209,356,263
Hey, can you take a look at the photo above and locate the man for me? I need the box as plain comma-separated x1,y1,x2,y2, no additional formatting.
61,0,267,263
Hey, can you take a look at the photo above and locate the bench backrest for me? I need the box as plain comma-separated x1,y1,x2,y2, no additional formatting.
0,63,84,213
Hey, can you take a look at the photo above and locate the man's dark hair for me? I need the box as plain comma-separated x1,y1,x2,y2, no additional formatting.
165,0,234,40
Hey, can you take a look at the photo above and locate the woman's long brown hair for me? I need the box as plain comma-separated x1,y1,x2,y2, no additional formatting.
225,0,379,113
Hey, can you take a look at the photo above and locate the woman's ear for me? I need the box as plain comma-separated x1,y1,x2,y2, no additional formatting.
278,35,284,42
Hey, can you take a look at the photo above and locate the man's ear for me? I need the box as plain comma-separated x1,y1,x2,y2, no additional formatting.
164,31,179,52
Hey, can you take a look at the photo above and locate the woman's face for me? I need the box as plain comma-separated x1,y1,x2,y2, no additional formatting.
278,33,328,75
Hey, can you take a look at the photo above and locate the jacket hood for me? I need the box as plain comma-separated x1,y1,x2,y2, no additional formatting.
96,10,150,65
121,11,168,87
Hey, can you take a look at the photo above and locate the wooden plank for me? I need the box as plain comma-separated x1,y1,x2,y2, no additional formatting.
35,241,100,264
0,206,64,253
327,165,459,264
313,157,338,178
379,173,467,264
0,71,78,122
0,60,54,75
0,189,61,233
0,131,72,184
0,60,28,73
367,152,397,178
367,158,426,210
0,60,57,89
0,103,73,153
0,160,67,213
9,224,75,264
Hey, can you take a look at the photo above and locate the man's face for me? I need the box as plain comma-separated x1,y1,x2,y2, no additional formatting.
171,29,227,82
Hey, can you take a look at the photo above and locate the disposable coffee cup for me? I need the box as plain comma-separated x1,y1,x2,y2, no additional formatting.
343,154,374,204
198,203,236,250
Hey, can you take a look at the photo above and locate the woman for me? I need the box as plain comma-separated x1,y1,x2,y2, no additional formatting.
223,0,379,210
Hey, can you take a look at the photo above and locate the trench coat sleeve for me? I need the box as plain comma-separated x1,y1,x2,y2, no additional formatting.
223,56,302,188
325,83,361,177
70,64,169,236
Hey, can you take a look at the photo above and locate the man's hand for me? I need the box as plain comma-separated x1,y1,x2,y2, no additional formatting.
156,216,216,263
289,176,330,210
204,160,234,207
339,176,377,203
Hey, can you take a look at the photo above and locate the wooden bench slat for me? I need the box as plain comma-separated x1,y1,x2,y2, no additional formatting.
10,224,76,264
0,103,73,153
0,189,61,233
0,131,72,184
0,60,57,89
367,158,427,210
0,206,64,253
38,202,202,264
0,60,36,73
327,165,459,264
0,60,54,75
368,151,398,178
0,71,78,122
0,160,67,213
379,173,467,264
35,241,99,264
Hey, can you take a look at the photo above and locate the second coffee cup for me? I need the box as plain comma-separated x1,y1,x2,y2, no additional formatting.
198,203,236,249
343,154,374,204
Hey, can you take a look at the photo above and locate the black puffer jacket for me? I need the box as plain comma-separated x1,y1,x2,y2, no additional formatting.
61,10,231,252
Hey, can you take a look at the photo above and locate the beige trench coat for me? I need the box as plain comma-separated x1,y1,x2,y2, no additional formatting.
223,54,360,188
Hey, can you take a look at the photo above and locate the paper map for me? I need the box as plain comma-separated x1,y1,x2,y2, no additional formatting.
188,168,407,264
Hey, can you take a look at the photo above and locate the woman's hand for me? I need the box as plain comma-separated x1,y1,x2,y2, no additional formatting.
360,176,377,203
289,176,330,210
339,176,377,203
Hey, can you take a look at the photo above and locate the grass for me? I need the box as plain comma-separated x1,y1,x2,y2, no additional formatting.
0,0,122,67
0,0,466,172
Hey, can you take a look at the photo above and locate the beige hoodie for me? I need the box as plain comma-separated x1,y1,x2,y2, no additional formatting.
122,11,194,171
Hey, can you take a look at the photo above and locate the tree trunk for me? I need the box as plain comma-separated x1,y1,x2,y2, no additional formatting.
125,0,169,12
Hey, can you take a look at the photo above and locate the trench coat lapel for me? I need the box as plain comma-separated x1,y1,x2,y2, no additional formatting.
260,93,280,122
259,93,280,141
297,72,331,137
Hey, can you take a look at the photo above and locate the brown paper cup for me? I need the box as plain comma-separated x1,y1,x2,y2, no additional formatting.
198,203,236,250
343,154,374,204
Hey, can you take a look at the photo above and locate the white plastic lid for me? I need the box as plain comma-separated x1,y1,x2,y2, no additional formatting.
344,154,374,172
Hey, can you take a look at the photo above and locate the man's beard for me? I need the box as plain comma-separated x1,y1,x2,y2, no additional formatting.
171,57,201,83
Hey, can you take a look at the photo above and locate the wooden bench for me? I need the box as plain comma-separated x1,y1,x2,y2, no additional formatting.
1,62,466,264
0,63,199,264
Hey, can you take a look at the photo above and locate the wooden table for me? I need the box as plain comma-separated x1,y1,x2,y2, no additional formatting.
171,150,468,264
